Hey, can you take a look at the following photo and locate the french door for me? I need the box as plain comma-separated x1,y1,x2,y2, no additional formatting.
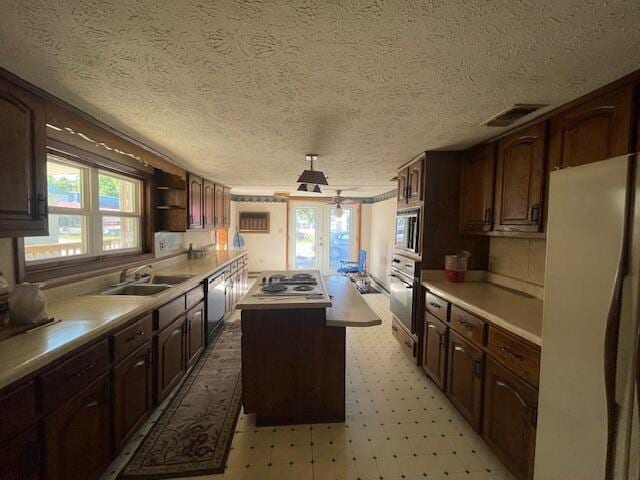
288,203,357,275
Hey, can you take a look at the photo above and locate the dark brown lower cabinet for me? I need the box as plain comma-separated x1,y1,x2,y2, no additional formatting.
113,341,153,451
186,302,205,367
446,331,484,431
44,374,112,480
483,357,538,480
422,313,448,390
0,428,39,480
156,316,186,402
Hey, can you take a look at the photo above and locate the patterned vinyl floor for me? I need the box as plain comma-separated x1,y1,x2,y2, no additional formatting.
103,290,514,480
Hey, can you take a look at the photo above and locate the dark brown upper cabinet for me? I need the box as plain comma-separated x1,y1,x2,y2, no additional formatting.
397,154,424,208
460,143,496,234
406,155,424,206
187,173,203,229
396,169,408,206
548,85,634,170
493,123,546,233
214,184,224,228
203,180,215,229
0,75,48,238
223,187,231,227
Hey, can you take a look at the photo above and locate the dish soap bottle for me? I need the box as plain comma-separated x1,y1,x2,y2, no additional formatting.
188,243,194,259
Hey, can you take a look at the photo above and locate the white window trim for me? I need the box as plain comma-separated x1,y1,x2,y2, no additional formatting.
25,156,143,265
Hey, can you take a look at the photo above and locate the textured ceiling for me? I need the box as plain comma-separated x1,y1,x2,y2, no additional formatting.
1,1,640,196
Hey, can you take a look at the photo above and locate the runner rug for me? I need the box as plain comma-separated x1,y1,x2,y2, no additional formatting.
120,324,242,479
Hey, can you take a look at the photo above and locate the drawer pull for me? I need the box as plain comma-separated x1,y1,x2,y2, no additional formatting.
126,330,145,342
71,361,96,378
85,400,99,409
404,340,412,349
500,344,524,361
391,325,398,332
457,319,474,330
428,302,441,309
473,359,482,378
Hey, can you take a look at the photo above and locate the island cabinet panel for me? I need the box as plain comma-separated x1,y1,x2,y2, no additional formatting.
156,316,186,402
494,123,546,233
214,184,224,227
483,357,538,480
203,179,215,229
422,313,448,390
113,341,153,451
0,75,48,238
548,84,634,170
460,143,496,234
186,301,205,368
188,173,203,229
0,427,39,480
446,331,484,432
241,308,345,426
44,374,112,480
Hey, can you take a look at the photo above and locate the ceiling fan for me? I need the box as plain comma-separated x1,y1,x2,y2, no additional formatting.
325,189,355,218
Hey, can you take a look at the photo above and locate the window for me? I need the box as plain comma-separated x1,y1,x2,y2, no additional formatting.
24,155,143,264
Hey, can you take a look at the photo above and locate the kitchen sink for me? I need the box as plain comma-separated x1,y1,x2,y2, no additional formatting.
149,274,194,285
100,284,172,296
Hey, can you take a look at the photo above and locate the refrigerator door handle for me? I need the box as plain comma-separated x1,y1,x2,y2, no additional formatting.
604,156,634,480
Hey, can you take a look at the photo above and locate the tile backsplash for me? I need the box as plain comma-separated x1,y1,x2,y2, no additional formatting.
488,237,546,298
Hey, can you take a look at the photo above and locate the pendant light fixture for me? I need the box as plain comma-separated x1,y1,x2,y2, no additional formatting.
296,154,328,192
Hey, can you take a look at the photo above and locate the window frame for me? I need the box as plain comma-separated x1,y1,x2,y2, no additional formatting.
16,144,154,287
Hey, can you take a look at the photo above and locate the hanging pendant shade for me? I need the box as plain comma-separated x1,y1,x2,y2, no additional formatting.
296,154,328,187
297,183,308,192
312,184,322,193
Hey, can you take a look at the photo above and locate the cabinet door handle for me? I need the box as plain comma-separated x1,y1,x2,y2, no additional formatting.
37,193,48,218
71,361,96,378
126,330,145,342
457,319,474,330
429,302,441,309
500,344,524,361
484,208,492,225
530,203,541,223
391,325,398,332
439,334,446,348
473,359,482,378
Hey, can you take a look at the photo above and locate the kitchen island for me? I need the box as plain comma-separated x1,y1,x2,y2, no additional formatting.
237,272,380,426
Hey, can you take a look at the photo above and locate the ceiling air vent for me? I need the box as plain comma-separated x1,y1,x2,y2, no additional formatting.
482,104,547,127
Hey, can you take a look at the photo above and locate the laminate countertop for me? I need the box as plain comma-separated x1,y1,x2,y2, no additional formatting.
0,250,248,391
422,280,543,346
324,276,382,327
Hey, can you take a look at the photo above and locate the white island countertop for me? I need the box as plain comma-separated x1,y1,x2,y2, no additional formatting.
422,280,543,346
237,272,381,328
236,271,332,310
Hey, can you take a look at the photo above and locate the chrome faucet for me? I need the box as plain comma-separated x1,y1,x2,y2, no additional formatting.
119,264,152,283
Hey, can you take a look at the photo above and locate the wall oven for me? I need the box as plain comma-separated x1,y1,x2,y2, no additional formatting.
389,254,417,334
395,208,420,255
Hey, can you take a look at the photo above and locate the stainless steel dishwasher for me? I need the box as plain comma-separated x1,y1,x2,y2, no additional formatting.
206,272,226,343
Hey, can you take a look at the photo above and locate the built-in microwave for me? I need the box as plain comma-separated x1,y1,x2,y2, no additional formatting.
395,208,420,254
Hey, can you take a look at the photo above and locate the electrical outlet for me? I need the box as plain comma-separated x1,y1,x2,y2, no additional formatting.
159,240,166,250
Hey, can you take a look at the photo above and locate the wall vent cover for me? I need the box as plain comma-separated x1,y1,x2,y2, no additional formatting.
482,104,547,127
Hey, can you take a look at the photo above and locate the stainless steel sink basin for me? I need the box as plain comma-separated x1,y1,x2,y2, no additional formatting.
149,274,195,285
100,284,172,296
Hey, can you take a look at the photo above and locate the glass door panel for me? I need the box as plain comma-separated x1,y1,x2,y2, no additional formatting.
328,207,352,271
293,206,319,269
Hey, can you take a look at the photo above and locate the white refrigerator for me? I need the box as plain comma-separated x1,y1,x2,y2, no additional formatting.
535,154,640,480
